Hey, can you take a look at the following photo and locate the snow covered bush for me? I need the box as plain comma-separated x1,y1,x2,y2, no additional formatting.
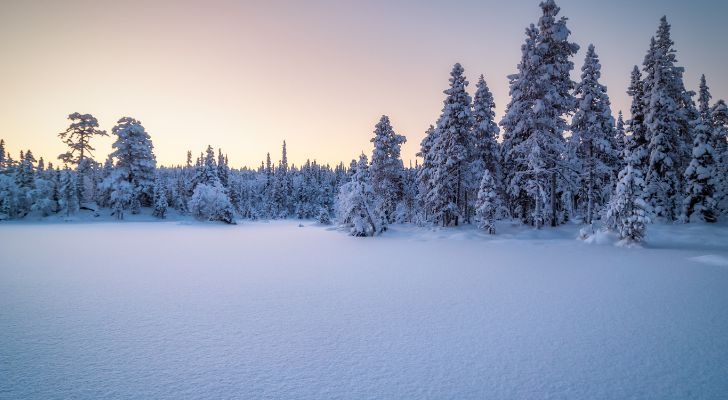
605,164,650,245
189,183,236,224
336,154,385,237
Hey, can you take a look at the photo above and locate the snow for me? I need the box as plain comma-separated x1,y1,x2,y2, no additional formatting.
2,220,728,399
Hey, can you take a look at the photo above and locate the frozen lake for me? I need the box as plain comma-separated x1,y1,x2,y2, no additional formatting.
2,221,728,399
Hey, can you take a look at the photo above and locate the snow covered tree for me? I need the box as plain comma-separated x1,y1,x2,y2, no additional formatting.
642,17,696,220
336,153,384,236
416,125,437,221
369,115,406,223
0,174,20,219
501,25,539,221
569,44,618,224
318,205,332,225
189,182,236,224
427,63,475,226
0,139,5,170
605,162,650,245
682,113,717,223
57,112,107,166
712,100,728,213
614,111,626,169
474,169,498,234
472,74,501,188
682,75,718,223
152,176,169,219
626,66,649,170
109,117,157,209
58,167,79,217
500,0,579,227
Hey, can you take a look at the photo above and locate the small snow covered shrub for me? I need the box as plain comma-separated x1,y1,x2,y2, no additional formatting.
605,164,650,245
189,183,236,224
336,154,385,237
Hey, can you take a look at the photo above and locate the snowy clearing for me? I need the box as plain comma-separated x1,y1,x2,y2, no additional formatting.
1,220,728,399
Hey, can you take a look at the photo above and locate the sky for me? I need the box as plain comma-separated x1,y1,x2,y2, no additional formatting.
0,0,726,168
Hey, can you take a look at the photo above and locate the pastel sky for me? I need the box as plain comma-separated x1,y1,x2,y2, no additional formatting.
1,0,726,168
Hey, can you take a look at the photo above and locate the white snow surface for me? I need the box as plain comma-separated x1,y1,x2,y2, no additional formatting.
2,219,728,399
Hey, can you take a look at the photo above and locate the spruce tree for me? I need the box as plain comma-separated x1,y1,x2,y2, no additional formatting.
109,117,157,208
569,44,618,224
416,125,437,221
0,139,5,170
711,100,728,214
605,162,650,245
500,0,578,227
369,115,406,223
428,63,475,226
336,153,384,236
474,169,498,234
152,176,169,219
626,67,649,170
642,17,695,220
682,113,717,223
59,167,79,217
472,75,502,211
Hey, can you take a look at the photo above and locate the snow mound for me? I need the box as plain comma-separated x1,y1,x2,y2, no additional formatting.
690,255,728,268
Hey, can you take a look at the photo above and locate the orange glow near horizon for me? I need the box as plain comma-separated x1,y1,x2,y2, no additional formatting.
1,0,726,168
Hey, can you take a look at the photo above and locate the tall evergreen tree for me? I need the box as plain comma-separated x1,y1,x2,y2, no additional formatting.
427,63,475,226
569,44,618,224
500,0,579,227
711,100,728,214
369,115,406,223
472,74,502,209
682,110,717,223
109,117,157,209
416,125,437,221
626,66,649,170
643,17,695,220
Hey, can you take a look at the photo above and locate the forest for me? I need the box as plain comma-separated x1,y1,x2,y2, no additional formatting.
1,2,726,246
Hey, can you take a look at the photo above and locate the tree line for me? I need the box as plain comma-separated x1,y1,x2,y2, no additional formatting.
1,0,726,244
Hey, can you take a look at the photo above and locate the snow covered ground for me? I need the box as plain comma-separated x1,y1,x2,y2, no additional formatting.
1,219,728,399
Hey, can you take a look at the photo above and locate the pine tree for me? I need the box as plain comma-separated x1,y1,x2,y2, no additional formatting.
710,99,728,214
109,117,157,209
416,125,437,221
59,167,79,217
474,170,498,234
57,112,107,166
614,111,626,169
428,63,475,226
626,67,649,170
500,0,579,227
642,17,695,220
682,113,717,223
569,44,618,224
605,162,650,245
501,25,539,221
336,153,384,236
369,115,406,223
0,139,5,170
472,75,501,181
152,176,169,219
